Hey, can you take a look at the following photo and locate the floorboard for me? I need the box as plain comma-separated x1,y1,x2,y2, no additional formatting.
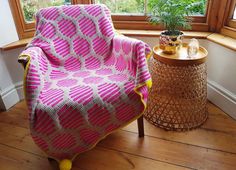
0,101,235,170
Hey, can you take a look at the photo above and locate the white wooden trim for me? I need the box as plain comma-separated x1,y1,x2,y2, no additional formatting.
207,79,236,120
0,81,23,110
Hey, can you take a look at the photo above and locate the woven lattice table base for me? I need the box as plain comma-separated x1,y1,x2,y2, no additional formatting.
144,57,208,131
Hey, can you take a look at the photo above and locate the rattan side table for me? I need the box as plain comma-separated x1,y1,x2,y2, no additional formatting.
144,43,208,131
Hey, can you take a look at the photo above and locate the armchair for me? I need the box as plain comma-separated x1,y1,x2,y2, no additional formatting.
18,4,152,170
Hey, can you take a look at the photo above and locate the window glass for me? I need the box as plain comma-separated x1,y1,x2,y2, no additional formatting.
189,0,208,15
233,6,236,19
95,0,207,16
148,0,207,16
20,0,71,23
95,0,146,15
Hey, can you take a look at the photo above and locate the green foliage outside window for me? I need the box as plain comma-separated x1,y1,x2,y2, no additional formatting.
21,0,71,22
149,0,205,34
21,0,207,23
96,0,145,14
96,0,207,15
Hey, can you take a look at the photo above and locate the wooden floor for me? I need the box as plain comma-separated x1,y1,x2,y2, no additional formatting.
0,101,236,170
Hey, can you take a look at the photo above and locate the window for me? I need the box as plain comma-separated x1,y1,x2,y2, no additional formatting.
220,0,236,39
21,0,71,23
95,0,207,16
95,0,147,15
233,6,236,19
9,0,233,39
94,0,209,30
226,0,236,28
9,0,74,39
228,1,236,29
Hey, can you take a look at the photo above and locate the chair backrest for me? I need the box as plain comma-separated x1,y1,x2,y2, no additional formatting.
29,4,115,66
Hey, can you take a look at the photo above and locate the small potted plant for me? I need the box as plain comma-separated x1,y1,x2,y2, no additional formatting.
149,0,203,54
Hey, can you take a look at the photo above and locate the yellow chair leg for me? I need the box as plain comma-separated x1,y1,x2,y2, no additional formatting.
59,159,72,170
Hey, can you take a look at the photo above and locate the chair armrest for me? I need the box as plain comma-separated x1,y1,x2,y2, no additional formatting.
18,47,48,82
112,35,152,59
18,47,48,70
112,35,152,88
18,55,30,69
19,47,48,105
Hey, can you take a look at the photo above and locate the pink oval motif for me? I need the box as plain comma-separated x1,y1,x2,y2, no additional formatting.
83,76,104,84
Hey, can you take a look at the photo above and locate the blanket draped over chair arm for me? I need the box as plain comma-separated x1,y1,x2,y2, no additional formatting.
112,35,152,90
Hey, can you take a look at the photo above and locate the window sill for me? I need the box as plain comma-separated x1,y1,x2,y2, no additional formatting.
0,38,32,51
207,33,236,51
118,30,212,39
1,31,236,52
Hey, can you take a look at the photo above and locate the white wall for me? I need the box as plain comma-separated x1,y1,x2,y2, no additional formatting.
0,0,19,46
201,40,236,119
133,36,236,119
0,0,23,110
200,40,236,94
0,48,24,110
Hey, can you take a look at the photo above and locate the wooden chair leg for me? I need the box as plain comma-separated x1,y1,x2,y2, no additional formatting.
48,157,58,170
137,115,144,137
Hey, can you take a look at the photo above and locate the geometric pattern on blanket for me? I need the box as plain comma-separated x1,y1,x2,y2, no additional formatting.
19,4,152,161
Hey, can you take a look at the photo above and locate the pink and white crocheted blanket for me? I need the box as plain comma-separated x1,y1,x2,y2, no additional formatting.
20,4,151,161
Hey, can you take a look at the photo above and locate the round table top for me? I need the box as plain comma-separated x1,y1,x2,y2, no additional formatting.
153,43,208,66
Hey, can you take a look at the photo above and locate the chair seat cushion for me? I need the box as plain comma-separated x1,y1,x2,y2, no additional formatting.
32,69,146,159
39,68,136,106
